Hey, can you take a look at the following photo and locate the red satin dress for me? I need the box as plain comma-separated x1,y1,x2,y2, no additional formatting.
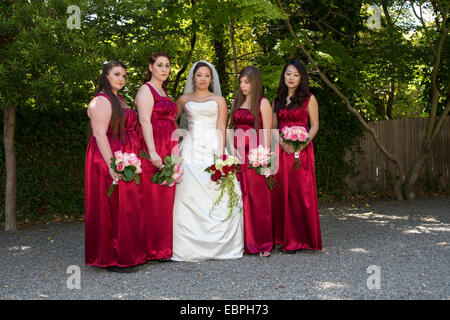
85,92,147,267
137,83,178,260
233,100,273,254
272,95,322,251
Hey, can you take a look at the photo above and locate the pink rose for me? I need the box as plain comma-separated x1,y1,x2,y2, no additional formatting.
172,173,182,183
131,158,141,167
114,151,123,160
116,163,125,172
284,130,293,140
298,133,308,142
174,164,184,175
248,150,258,164
135,165,142,174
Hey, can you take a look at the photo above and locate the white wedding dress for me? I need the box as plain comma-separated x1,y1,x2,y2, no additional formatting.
171,100,244,261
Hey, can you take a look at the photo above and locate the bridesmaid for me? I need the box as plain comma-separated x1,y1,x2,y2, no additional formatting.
135,52,178,261
228,66,273,257
272,59,322,253
85,61,147,272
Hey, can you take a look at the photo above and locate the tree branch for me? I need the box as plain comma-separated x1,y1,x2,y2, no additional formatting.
430,100,450,143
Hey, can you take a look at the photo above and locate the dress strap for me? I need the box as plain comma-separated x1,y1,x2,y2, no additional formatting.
95,92,111,102
302,94,312,109
117,94,126,102
144,82,157,97
258,97,265,114
95,92,126,103
144,82,167,100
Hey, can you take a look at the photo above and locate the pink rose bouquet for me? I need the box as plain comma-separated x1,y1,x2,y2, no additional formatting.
280,126,310,170
248,145,278,190
140,151,183,187
205,154,241,221
107,151,142,197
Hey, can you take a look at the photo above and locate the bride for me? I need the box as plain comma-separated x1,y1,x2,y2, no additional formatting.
171,61,244,261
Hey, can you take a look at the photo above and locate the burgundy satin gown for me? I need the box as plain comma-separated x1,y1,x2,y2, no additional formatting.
85,93,147,267
137,83,178,260
233,100,273,254
272,95,322,251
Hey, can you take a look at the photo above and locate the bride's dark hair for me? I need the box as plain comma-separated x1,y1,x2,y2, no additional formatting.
274,59,310,113
192,62,214,93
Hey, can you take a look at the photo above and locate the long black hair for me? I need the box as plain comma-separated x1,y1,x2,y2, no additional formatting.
95,60,127,142
274,59,310,113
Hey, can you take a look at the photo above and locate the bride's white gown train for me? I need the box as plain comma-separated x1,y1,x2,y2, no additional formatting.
171,100,244,262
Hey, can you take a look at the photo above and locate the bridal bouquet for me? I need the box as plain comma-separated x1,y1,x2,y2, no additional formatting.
280,126,309,170
248,145,278,190
205,154,240,222
140,151,183,187
107,151,142,197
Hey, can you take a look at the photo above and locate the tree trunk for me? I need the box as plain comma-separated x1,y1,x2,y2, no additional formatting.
4,105,17,232
172,24,197,94
403,3,449,200
229,17,238,85
211,22,230,97
402,144,432,200
212,38,229,97
403,101,450,200
172,0,197,94
386,82,394,119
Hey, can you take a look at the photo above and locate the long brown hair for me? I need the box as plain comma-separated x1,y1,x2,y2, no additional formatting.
229,66,263,130
95,60,127,142
143,51,171,90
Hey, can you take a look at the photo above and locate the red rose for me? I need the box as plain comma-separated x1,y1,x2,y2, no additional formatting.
210,165,216,172
221,154,227,161
222,165,231,175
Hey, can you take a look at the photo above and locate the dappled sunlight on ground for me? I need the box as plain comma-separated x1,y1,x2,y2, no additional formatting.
403,224,450,235
348,248,370,254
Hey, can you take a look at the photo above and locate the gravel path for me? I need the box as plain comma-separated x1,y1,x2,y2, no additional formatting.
1,196,449,300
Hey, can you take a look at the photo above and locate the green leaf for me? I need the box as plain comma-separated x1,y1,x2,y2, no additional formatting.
134,174,140,186
157,176,166,184
123,166,135,181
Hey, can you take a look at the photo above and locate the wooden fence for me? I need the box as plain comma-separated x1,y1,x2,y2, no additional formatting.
344,117,450,192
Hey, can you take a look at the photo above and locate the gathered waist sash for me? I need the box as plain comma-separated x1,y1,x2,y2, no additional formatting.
152,115,175,121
